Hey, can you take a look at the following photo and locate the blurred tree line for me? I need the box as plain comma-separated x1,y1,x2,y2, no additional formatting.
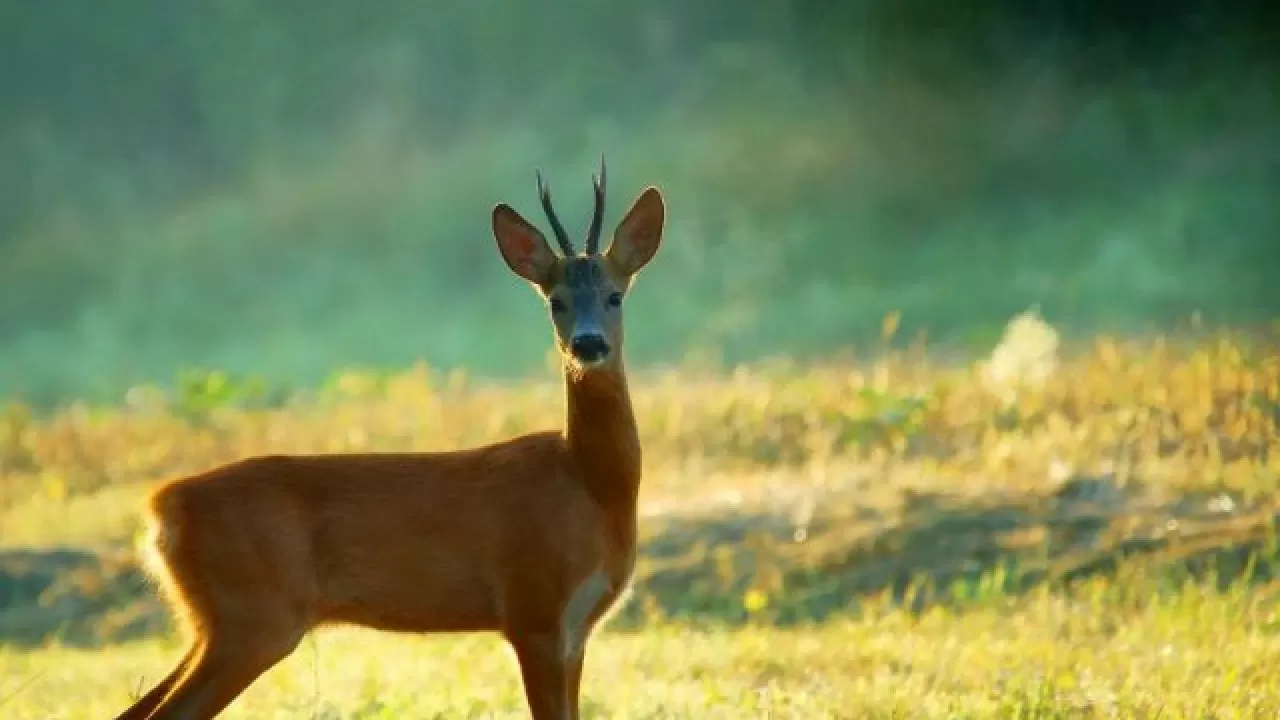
3,2,1273,212
0,0,1277,404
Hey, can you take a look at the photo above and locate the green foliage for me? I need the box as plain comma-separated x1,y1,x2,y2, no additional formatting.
170,368,280,422
0,4,1277,405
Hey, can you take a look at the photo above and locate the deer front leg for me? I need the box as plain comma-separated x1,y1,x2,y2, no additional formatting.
566,646,587,720
510,632,570,720
559,568,609,718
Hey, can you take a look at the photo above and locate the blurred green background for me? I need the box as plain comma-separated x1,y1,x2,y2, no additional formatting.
1,1,1277,406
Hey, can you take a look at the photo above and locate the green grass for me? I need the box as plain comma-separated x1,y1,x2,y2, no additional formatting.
4,587,1279,718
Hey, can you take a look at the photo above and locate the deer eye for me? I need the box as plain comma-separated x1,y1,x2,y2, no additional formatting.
549,297,567,314
607,292,623,308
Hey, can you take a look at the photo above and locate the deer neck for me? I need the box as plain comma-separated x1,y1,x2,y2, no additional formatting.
562,359,641,504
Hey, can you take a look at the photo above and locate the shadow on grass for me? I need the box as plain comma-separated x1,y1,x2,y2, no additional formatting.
0,546,166,647
611,475,1280,629
1,475,1277,647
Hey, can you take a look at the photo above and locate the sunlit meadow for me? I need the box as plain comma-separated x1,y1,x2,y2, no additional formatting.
2,315,1278,717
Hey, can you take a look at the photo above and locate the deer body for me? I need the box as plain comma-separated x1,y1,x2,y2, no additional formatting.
114,159,665,720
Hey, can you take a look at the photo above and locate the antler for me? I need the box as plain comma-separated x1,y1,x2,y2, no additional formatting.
536,169,575,256
585,154,607,255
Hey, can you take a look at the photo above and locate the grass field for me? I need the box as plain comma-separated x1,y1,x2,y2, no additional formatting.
1,316,1279,718
5,593,1280,719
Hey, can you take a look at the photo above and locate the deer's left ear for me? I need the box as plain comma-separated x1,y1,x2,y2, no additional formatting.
605,187,665,277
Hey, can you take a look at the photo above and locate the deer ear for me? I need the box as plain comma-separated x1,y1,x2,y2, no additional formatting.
606,187,665,276
493,204,557,285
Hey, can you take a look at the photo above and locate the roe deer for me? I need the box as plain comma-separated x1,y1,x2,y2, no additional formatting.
112,157,665,720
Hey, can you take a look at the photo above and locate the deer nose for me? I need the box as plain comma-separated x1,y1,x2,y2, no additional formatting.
570,334,610,364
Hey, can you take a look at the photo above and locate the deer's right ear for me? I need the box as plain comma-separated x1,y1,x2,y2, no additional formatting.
493,204,557,285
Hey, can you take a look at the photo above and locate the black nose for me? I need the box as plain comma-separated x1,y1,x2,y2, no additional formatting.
570,334,610,363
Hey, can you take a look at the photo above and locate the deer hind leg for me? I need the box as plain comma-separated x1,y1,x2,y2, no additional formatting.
142,617,303,720
141,568,306,720
111,646,196,720
136,506,311,718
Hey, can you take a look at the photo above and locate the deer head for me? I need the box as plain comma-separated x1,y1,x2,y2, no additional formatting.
492,157,665,371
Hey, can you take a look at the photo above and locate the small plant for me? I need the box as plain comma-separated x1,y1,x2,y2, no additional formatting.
169,368,280,422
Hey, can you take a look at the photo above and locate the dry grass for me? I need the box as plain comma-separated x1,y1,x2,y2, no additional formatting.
0,321,1278,716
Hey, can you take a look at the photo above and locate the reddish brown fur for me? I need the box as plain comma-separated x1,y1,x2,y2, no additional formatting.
113,174,664,720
